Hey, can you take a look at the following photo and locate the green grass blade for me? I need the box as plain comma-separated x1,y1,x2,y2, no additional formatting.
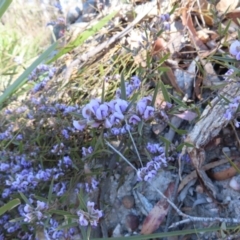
0,0,13,19
47,11,118,63
0,199,20,216
48,210,76,217
151,80,160,107
120,73,127,100
47,178,54,204
0,42,57,108
159,80,171,103
91,225,237,240
19,192,32,206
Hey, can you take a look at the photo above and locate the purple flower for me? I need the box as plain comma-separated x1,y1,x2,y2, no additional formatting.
73,120,86,131
224,68,234,81
234,119,240,128
95,104,109,120
163,22,170,31
36,169,52,181
77,212,88,226
63,156,72,166
111,127,120,135
126,83,134,97
104,118,112,128
53,182,67,196
82,99,100,119
2,188,11,198
110,112,124,125
61,129,69,139
16,134,23,140
114,99,128,115
85,178,99,192
136,99,147,115
0,163,10,171
36,201,48,211
54,3,63,11
131,76,141,89
229,40,240,60
224,109,232,120
24,204,32,213
82,146,93,157
143,106,155,120
63,105,77,115
116,89,121,98
159,13,170,22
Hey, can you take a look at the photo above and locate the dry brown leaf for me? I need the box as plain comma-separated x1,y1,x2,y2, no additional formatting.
161,63,184,95
178,158,233,192
151,37,167,56
141,182,175,235
194,76,203,100
226,8,240,27
181,8,208,51
216,0,239,13
181,9,220,85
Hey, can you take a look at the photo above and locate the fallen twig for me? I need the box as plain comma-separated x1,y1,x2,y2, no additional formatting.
153,185,240,229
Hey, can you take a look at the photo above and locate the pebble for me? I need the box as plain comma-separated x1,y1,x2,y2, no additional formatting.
222,147,231,156
67,5,82,25
125,214,139,232
122,195,135,209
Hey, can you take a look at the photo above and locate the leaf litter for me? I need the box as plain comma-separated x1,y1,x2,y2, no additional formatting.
3,0,240,239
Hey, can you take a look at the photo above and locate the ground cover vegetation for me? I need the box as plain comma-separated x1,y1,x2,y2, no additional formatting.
1,0,240,239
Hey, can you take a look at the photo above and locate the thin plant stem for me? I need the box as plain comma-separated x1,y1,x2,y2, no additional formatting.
230,121,240,147
105,140,138,172
125,120,143,167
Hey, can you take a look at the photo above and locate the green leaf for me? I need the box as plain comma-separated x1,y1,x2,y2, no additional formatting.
158,135,171,156
19,192,33,206
47,178,54,204
168,122,187,135
120,73,126,100
137,121,144,136
158,53,171,65
170,95,188,108
176,142,195,152
47,11,117,63
0,0,12,19
48,210,76,217
91,225,238,240
159,80,171,102
151,80,160,107
0,42,57,108
57,222,79,230
0,199,20,216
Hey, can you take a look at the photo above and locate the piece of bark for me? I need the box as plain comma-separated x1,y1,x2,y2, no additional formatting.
181,81,240,197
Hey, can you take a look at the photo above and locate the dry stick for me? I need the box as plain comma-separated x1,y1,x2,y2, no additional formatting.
105,140,138,172
152,185,240,229
64,4,155,82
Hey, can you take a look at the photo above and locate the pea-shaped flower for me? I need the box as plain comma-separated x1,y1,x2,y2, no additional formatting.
229,40,240,60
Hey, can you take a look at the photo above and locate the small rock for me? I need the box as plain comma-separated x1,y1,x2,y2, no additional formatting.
67,5,82,25
112,224,122,237
122,195,135,209
125,214,139,232
222,147,231,156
